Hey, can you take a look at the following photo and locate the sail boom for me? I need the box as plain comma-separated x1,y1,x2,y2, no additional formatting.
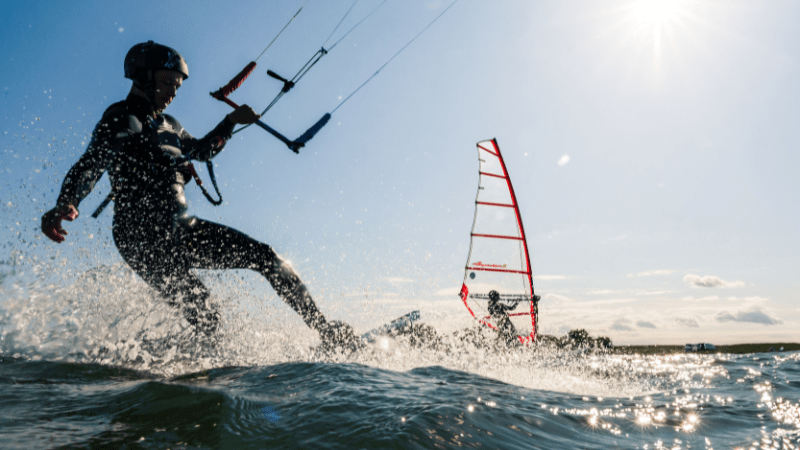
467,266,530,275
469,293,529,301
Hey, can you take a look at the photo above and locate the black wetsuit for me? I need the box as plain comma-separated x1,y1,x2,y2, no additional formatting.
487,292,518,343
57,94,327,334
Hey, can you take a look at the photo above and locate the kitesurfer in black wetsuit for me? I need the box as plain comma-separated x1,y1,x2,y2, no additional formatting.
41,41,355,346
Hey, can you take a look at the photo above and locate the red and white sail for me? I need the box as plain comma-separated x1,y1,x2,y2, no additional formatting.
459,138,538,344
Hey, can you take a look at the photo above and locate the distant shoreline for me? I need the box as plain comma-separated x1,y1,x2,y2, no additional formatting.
611,343,800,355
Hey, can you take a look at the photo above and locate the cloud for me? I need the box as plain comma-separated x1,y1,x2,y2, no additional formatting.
602,234,628,244
636,321,656,329
675,318,699,328
435,288,460,297
582,298,637,307
534,275,568,280
611,320,633,331
684,274,745,288
628,270,676,277
385,277,414,284
724,296,769,304
680,296,719,302
341,291,402,300
543,293,575,303
715,308,782,325
587,288,674,296
558,155,570,166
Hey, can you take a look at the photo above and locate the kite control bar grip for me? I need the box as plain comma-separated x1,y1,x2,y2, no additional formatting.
294,113,331,146
267,70,295,93
253,113,331,154
256,121,300,153
210,61,257,101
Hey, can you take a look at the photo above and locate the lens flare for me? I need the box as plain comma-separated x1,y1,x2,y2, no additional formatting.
632,0,680,24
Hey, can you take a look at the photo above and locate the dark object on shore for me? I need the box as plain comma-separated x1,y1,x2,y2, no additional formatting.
616,343,800,355
685,343,716,352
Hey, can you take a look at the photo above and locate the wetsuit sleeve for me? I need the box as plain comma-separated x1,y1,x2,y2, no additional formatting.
503,303,518,312
55,113,127,208
169,115,236,162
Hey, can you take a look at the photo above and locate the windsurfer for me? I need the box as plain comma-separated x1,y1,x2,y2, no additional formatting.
487,290,519,344
460,139,539,343
40,41,356,347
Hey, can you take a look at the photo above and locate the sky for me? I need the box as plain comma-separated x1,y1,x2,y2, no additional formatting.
1,0,798,345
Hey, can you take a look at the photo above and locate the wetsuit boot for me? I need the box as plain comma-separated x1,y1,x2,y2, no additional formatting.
259,254,357,349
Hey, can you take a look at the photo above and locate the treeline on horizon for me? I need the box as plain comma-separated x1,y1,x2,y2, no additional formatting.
538,329,613,350
534,330,800,355
612,343,800,355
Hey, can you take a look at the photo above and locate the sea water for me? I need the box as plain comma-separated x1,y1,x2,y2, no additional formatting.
1,265,799,449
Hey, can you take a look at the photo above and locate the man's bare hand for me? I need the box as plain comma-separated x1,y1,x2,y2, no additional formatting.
226,105,261,125
41,204,78,243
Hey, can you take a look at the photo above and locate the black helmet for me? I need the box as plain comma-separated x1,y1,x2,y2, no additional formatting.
124,41,189,84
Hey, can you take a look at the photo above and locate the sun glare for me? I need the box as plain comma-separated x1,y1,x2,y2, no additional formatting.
632,0,680,25
618,0,694,77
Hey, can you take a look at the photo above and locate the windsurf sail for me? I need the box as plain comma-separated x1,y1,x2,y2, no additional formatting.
460,138,539,344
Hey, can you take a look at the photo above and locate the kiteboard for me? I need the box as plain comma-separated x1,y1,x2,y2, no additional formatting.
459,138,539,344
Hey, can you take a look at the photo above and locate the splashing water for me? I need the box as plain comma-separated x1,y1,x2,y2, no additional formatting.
2,260,800,449
1,254,666,395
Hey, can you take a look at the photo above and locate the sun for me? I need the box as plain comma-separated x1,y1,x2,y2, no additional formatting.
622,0,692,75
576,0,721,92
631,0,681,25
